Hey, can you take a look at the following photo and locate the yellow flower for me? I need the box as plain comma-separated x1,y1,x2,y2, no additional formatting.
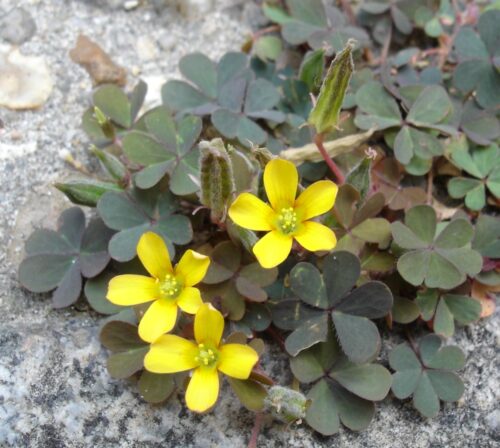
228,159,338,268
144,303,258,412
107,232,210,343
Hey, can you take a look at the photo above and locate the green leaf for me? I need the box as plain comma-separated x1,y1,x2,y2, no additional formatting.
254,36,283,61
19,208,112,308
427,370,464,402
100,320,146,352
355,81,402,130
433,298,455,338
138,371,175,404
322,251,360,305
290,333,339,383
285,313,329,356
162,79,213,112
93,84,132,128
202,241,241,284
413,372,440,418
389,337,465,417
306,379,374,435
393,206,482,289
98,189,192,262
335,281,393,319
290,262,329,309
351,218,391,245
392,296,420,324
332,312,380,363
416,289,439,321
299,49,325,92
107,347,148,379
179,52,217,98
452,11,500,109
406,86,452,126
228,378,267,411
472,214,500,258
84,271,125,315
308,42,354,134
306,379,341,436
238,303,271,331
271,300,322,330
330,360,392,401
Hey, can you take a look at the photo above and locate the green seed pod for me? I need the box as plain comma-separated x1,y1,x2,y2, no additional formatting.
308,40,355,135
264,386,308,424
199,138,235,223
90,146,129,186
55,179,123,207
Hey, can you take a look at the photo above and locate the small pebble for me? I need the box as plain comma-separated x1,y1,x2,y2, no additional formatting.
0,8,37,45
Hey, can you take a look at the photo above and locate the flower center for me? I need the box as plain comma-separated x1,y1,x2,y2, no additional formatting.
194,343,219,369
159,274,182,300
276,207,298,235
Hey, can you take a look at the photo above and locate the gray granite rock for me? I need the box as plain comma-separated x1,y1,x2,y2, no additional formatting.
0,7,37,44
0,0,498,447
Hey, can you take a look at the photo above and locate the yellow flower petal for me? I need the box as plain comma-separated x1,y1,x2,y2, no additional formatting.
228,193,274,231
295,180,338,221
137,232,173,279
144,334,198,373
264,159,298,210
175,250,210,286
253,230,293,268
194,303,224,346
177,287,203,314
185,367,220,413
138,299,178,343
294,221,337,252
107,274,159,306
218,344,258,379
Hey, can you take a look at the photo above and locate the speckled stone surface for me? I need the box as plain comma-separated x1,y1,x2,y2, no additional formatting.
0,1,499,447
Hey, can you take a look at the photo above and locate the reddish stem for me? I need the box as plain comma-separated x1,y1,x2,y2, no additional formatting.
314,134,345,184
339,0,357,25
248,412,263,448
252,25,280,41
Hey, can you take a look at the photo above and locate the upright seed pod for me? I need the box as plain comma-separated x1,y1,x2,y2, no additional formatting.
199,139,235,223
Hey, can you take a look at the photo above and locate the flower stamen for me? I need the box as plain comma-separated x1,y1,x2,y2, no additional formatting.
276,207,298,235
194,342,219,369
159,273,182,300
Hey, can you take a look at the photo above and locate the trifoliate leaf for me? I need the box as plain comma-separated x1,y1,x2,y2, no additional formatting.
19,207,114,308
389,335,465,418
97,188,192,262
275,252,393,361
392,205,483,289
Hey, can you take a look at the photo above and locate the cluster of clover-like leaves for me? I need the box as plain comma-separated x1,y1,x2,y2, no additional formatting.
391,205,483,289
19,208,113,308
162,52,285,146
272,251,393,362
264,0,369,54
97,187,192,262
448,141,500,211
389,334,465,418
